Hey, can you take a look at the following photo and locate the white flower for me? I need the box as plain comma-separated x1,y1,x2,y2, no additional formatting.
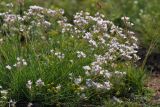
83,32,92,40
104,71,112,78
4,14,17,23
26,80,32,90
56,84,61,90
29,5,44,12
6,65,12,70
27,103,33,107
89,39,97,47
69,60,74,63
43,21,51,27
100,38,106,44
8,99,16,107
91,64,102,73
74,76,82,85
22,61,27,66
0,38,3,43
13,58,27,67
103,33,110,38
36,78,44,87
55,52,65,59
1,90,8,96
77,51,86,58
121,16,130,21
113,96,123,103
92,82,103,89
115,71,126,77
85,71,90,76
22,59,27,66
50,49,54,53
80,93,87,99
47,9,56,16
17,57,20,61
86,79,92,87
0,13,5,16
83,66,91,71
1,96,7,100
6,3,14,7
103,81,111,90
134,1,138,4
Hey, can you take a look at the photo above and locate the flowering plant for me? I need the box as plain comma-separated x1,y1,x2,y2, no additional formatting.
0,5,146,106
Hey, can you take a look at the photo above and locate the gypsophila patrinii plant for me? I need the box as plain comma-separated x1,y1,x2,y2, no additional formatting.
0,4,145,106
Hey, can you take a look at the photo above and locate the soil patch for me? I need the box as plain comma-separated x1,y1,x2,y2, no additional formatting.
147,74,160,105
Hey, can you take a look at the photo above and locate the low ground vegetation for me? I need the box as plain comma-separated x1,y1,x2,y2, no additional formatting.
0,0,159,106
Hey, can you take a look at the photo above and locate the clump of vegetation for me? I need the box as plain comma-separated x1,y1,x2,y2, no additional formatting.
0,4,149,106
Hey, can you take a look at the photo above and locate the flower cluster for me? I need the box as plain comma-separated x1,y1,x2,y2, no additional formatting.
121,16,134,27
0,5,64,39
26,79,62,105
0,88,8,100
36,78,45,87
6,57,27,70
26,78,45,90
13,57,27,68
0,86,9,106
58,11,140,62
76,51,86,58
50,50,65,59
26,80,32,90
0,5,142,105
57,11,140,101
